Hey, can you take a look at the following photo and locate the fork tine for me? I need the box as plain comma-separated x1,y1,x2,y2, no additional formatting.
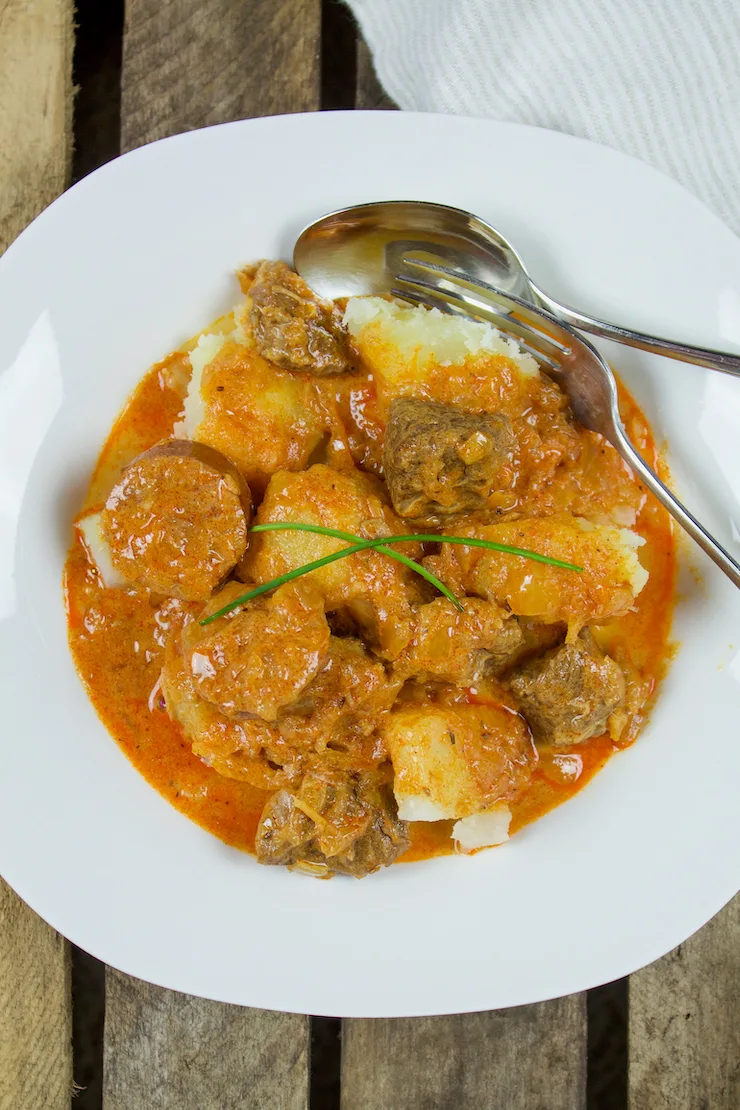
399,258,573,355
394,272,564,361
389,287,469,318
391,284,561,370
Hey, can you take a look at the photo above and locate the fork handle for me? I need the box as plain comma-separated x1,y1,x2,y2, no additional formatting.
533,288,740,379
614,428,740,589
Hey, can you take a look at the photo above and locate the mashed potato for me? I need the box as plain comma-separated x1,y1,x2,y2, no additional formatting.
75,508,126,589
175,331,229,440
343,297,540,416
452,805,512,852
344,297,538,375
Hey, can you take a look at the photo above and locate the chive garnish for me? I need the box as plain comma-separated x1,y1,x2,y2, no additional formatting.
200,522,582,626
253,523,462,607
252,523,583,571
200,535,461,625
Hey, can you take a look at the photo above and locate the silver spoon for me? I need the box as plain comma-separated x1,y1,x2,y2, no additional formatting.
395,260,740,590
294,200,740,378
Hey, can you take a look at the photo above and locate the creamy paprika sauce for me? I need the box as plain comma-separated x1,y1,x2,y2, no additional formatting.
64,271,676,873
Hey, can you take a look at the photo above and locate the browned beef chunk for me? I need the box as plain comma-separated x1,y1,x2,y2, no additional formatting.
501,619,566,673
255,769,410,878
383,397,515,519
394,597,524,686
509,630,625,745
249,260,351,375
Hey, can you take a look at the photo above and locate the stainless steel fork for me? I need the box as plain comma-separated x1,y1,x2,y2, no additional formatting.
393,258,740,590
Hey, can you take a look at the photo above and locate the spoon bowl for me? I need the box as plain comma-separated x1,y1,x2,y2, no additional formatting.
295,199,740,377
293,200,532,301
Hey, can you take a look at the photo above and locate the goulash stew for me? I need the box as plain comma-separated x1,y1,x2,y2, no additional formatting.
64,261,675,878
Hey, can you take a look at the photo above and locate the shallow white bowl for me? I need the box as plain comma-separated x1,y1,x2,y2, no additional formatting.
0,111,739,1017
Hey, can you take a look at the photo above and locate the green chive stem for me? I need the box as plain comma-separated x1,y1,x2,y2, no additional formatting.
251,522,583,573
251,522,462,606
199,535,461,625
200,521,582,626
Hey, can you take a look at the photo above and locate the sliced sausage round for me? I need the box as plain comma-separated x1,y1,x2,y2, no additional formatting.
101,440,251,601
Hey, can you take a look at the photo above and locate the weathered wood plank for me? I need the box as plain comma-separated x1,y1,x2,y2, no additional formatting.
121,0,322,151
355,37,397,111
0,3,74,1107
103,971,309,1110
0,0,73,253
0,884,72,1110
341,995,587,1110
109,5,318,1105
629,896,740,1110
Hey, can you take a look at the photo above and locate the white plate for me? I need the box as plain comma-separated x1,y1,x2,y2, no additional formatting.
0,111,739,1018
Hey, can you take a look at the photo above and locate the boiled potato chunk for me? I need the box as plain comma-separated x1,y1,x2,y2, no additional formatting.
242,463,422,659
75,508,127,589
452,805,512,852
176,336,327,495
393,597,524,686
381,703,535,822
426,514,648,635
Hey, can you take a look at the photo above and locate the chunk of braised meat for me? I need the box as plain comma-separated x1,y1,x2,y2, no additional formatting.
500,618,566,672
395,597,524,686
185,580,330,721
249,260,351,375
383,397,515,520
278,637,401,768
255,769,410,878
509,630,626,745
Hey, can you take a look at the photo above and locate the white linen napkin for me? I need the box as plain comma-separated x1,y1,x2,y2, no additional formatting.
346,0,740,236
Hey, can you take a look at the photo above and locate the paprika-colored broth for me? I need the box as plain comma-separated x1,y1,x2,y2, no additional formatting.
65,323,675,863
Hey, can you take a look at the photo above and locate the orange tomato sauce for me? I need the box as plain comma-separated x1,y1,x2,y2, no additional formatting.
64,351,676,864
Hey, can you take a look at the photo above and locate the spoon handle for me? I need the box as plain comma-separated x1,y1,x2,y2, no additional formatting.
533,288,740,379
613,426,740,589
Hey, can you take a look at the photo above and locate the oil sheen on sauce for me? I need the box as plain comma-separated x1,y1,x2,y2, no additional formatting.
64,349,676,864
